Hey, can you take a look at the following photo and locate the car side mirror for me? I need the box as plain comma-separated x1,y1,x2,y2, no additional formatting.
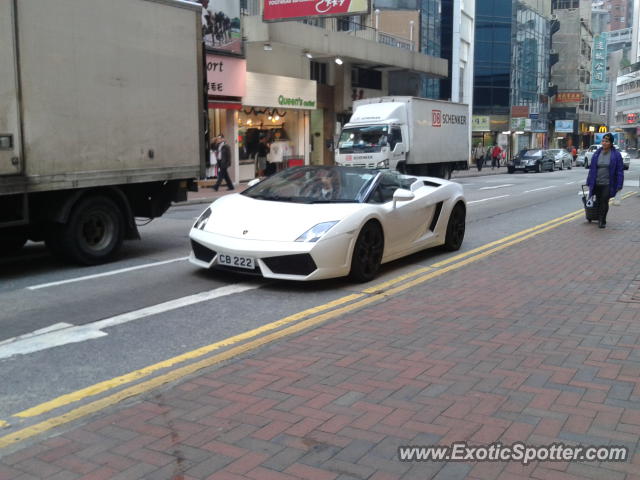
392,188,414,208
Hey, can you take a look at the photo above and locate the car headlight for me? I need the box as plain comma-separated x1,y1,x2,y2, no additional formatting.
194,207,212,230
376,159,389,168
296,221,339,242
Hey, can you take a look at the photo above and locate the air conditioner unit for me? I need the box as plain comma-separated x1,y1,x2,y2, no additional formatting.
550,49,557,55
548,81,554,87
551,14,557,20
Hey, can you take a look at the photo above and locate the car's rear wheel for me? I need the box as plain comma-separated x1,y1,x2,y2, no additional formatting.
443,203,465,251
349,221,384,282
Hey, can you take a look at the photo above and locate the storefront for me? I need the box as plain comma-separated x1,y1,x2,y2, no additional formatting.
206,53,246,185
240,72,317,180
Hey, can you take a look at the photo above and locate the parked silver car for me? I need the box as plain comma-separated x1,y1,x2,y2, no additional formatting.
545,149,573,170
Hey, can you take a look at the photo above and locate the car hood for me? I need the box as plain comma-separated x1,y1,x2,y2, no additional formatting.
201,194,364,241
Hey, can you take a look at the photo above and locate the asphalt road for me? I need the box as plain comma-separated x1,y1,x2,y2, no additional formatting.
0,160,638,433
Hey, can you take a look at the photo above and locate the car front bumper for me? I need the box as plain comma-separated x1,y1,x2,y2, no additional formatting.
189,228,355,281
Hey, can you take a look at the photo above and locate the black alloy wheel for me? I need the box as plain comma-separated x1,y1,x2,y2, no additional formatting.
349,221,384,282
536,162,543,173
443,202,465,251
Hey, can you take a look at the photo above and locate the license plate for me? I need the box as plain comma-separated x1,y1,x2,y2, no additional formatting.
515,165,526,169
217,253,255,270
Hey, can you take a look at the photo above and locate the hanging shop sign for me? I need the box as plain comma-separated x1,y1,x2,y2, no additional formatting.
206,54,246,98
263,0,369,22
472,115,490,132
591,33,608,99
555,120,574,133
511,106,529,118
555,92,582,103
244,72,317,110
510,117,531,131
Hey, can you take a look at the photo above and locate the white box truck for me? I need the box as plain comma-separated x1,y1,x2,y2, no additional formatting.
335,97,470,179
0,0,205,264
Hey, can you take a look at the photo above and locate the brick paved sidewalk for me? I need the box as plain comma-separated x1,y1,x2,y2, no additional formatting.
2,197,639,479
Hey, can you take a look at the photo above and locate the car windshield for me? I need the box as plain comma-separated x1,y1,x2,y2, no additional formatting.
242,166,378,204
337,126,389,153
523,150,543,158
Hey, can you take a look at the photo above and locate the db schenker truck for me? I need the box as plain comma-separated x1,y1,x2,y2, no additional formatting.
0,0,205,264
335,97,470,179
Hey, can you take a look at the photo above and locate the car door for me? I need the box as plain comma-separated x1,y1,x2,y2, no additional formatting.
367,172,425,256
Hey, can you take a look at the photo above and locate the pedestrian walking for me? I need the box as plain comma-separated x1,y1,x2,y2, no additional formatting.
491,144,502,169
586,132,624,229
212,134,234,191
473,142,485,171
256,137,269,178
484,146,492,171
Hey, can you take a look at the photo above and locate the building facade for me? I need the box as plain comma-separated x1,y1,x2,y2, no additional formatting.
473,0,552,158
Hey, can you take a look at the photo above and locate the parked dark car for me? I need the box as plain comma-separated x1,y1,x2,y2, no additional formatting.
545,149,573,170
508,149,555,173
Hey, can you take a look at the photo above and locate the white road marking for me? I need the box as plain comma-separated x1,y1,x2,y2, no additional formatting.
565,181,576,185
27,257,189,290
0,283,260,359
523,186,556,193
467,195,510,205
479,184,514,190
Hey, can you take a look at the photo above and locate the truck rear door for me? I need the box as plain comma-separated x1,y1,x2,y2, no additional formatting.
0,1,22,176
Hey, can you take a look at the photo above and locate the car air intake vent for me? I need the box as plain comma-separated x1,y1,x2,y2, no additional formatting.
263,254,317,276
423,180,442,187
191,240,216,263
429,202,444,231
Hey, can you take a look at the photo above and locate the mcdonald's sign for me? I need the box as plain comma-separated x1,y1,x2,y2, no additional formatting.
598,126,608,133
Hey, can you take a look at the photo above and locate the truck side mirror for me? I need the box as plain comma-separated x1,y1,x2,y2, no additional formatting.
393,142,405,153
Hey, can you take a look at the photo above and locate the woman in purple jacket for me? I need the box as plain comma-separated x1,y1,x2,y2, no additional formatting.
586,132,624,228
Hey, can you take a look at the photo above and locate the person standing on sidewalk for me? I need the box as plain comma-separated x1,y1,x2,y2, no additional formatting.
586,132,624,229
213,134,234,191
473,142,485,171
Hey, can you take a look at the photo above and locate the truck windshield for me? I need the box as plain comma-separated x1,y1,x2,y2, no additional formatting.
338,126,388,153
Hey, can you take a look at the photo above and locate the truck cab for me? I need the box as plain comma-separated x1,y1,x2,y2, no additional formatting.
336,123,406,170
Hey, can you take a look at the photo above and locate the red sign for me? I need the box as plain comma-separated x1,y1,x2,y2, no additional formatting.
511,106,529,118
555,92,582,103
432,110,441,127
626,113,638,124
263,0,369,22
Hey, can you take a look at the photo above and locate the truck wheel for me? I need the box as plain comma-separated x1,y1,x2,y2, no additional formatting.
0,229,28,255
58,196,125,265
349,221,384,283
443,203,465,251
397,162,407,174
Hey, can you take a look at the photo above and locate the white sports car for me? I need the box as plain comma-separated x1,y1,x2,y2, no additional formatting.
189,166,466,282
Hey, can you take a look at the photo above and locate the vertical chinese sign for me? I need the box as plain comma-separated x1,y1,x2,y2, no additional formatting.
591,34,607,99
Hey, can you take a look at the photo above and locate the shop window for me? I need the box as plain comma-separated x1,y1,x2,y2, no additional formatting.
351,67,382,90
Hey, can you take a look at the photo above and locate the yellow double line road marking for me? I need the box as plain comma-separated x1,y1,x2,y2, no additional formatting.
0,193,636,449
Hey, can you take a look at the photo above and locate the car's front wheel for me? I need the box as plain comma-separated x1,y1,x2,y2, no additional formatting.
443,203,465,251
349,221,384,283
536,162,543,173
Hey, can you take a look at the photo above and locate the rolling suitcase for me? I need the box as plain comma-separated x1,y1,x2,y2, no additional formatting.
581,185,599,223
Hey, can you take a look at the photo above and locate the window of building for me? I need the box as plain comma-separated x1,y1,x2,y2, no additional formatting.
351,67,382,90
310,61,327,85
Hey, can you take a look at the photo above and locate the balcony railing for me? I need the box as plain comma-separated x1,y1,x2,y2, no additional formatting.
241,0,414,52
